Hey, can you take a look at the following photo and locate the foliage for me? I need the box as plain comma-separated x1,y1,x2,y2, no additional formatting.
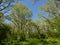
0,22,11,45
0,0,60,45
0,12,4,22
7,3,32,31
38,0,60,38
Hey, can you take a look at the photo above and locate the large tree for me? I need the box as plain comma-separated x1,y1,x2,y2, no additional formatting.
37,0,60,37
7,3,32,31
6,3,32,41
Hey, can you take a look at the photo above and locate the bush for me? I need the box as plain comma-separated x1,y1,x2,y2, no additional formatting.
3,40,21,45
0,23,11,45
40,38,60,45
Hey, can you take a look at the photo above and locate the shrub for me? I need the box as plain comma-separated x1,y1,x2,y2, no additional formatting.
0,23,11,45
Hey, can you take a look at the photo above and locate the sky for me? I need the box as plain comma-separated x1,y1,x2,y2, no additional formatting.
4,0,48,23
18,0,48,21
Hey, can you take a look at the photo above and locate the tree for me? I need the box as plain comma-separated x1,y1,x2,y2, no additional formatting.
7,3,32,31
38,0,60,37
0,11,4,22
25,21,40,38
0,0,16,11
6,3,32,41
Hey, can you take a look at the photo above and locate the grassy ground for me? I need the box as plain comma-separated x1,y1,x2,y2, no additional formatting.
14,38,60,45
20,38,60,45
4,38,60,45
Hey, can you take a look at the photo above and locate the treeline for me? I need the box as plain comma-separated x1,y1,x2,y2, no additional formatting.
0,0,60,45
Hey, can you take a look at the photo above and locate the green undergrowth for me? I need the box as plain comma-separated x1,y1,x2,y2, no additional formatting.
3,38,60,45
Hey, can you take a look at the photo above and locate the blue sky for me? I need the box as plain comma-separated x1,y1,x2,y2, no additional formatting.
19,0,47,21
5,0,48,23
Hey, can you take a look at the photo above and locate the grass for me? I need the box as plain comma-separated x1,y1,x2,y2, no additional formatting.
20,38,60,45
3,38,60,45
